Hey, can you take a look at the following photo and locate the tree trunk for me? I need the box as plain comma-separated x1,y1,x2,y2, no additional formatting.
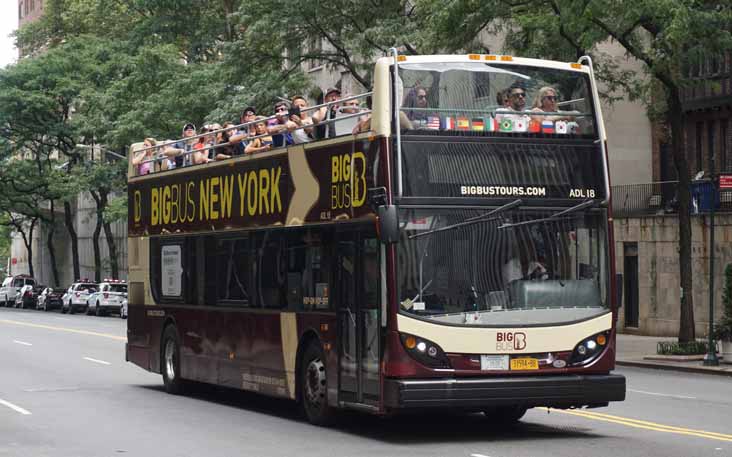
64,200,80,280
99,191,120,279
668,90,696,342
90,191,103,283
18,219,37,278
46,201,61,287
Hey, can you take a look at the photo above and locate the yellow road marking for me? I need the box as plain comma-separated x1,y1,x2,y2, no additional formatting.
540,408,732,442
0,319,126,342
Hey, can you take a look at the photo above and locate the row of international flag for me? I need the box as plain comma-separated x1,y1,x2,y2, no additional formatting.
421,115,576,134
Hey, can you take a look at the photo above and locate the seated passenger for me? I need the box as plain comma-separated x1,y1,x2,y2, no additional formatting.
192,125,214,164
312,87,341,139
229,107,257,148
403,86,433,124
214,122,242,160
267,101,296,148
245,117,274,154
530,86,579,127
164,123,197,168
132,138,158,175
288,98,314,144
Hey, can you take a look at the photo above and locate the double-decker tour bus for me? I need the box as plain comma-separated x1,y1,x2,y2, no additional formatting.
126,52,625,425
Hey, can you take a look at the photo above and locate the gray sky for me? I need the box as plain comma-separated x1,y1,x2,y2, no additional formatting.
0,3,18,68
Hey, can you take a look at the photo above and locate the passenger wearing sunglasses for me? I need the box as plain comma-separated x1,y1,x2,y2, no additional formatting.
267,101,296,148
530,86,577,123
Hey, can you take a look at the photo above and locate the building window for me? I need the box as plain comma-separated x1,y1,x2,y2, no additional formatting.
696,121,704,172
18,1,22,19
30,0,34,11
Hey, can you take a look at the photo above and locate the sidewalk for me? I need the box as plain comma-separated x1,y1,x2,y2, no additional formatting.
616,333,732,376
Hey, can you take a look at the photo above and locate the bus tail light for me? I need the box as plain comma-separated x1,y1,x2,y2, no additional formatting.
569,331,610,366
399,333,451,369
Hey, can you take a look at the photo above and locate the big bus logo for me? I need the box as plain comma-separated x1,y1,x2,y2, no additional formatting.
331,152,367,210
496,332,527,351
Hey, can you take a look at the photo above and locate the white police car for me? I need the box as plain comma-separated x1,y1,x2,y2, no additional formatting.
61,281,98,315
87,280,127,317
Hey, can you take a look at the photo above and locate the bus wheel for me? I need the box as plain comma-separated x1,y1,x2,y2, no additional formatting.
483,406,528,424
300,343,334,426
161,325,186,395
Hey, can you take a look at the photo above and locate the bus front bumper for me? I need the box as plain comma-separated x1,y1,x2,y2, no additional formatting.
384,373,626,410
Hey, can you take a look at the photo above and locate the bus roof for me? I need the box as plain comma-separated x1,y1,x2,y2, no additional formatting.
376,54,591,74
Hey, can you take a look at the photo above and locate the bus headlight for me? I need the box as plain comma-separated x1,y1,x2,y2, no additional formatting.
399,333,451,368
570,331,609,365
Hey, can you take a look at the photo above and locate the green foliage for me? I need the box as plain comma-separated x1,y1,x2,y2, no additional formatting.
656,340,710,355
714,264,732,342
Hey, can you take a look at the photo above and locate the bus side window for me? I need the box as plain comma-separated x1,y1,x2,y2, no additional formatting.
258,231,287,309
293,229,331,312
206,236,251,307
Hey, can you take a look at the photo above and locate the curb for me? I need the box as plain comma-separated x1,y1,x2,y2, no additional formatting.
617,359,732,377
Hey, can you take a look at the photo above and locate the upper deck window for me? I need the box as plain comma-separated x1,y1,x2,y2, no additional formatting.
397,62,597,138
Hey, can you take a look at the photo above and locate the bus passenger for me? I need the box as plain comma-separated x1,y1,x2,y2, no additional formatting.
496,89,509,109
506,83,527,111
530,86,579,126
229,107,257,149
312,87,341,139
267,101,296,148
164,123,197,168
192,125,214,165
245,117,274,154
403,86,432,123
214,122,241,160
132,138,157,176
289,97,314,144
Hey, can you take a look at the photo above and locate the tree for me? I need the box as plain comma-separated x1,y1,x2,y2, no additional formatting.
231,0,426,91
419,0,732,343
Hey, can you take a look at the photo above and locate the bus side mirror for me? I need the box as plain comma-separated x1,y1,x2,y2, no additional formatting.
377,205,399,244
615,273,623,308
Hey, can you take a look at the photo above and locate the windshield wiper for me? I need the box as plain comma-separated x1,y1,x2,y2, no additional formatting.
408,199,523,240
498,199,599,230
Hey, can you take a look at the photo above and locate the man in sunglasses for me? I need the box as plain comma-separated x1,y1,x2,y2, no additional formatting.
507,84,527,111
267,101,296,148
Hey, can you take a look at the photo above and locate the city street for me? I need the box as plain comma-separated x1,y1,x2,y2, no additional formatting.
1,306,730,457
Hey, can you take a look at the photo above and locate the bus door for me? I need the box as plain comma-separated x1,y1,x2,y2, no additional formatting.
336,230,381,406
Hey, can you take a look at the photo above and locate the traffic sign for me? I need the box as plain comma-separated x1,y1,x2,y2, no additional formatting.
720,175,732,189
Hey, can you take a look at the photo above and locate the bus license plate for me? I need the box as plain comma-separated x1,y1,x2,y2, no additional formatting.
510,358,539,370
480,355,509,370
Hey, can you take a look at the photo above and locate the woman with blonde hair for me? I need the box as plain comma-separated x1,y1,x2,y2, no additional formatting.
132,138,158,175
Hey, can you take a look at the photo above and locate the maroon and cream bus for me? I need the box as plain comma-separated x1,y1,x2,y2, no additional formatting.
126,53,626,425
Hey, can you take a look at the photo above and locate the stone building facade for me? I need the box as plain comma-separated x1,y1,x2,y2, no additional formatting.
614,214,732,337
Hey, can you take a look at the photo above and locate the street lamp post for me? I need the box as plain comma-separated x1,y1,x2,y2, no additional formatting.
704,143,719,366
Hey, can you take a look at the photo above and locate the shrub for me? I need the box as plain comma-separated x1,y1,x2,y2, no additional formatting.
713,264,732,342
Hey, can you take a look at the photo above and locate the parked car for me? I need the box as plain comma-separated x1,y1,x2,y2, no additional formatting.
37,287,67,311
15,284,45,309
61,281,98,314
87,280,127,316
120,298,128,319
0,275,36,307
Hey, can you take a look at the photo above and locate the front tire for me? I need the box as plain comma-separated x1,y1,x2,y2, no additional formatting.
299,343,335,426
161,325,186,394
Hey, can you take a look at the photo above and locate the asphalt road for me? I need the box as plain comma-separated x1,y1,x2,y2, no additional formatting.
1,306,731,457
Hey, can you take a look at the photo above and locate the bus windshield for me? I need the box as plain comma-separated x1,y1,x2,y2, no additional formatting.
398,61,597,137
398,208,608,327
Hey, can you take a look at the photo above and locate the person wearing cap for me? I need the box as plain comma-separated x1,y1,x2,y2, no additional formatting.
312,87,341,139
164,123,197,168
267,101,296,148
229,106,257,150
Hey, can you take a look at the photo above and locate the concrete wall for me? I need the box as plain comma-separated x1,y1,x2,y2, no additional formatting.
615,214,732,337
